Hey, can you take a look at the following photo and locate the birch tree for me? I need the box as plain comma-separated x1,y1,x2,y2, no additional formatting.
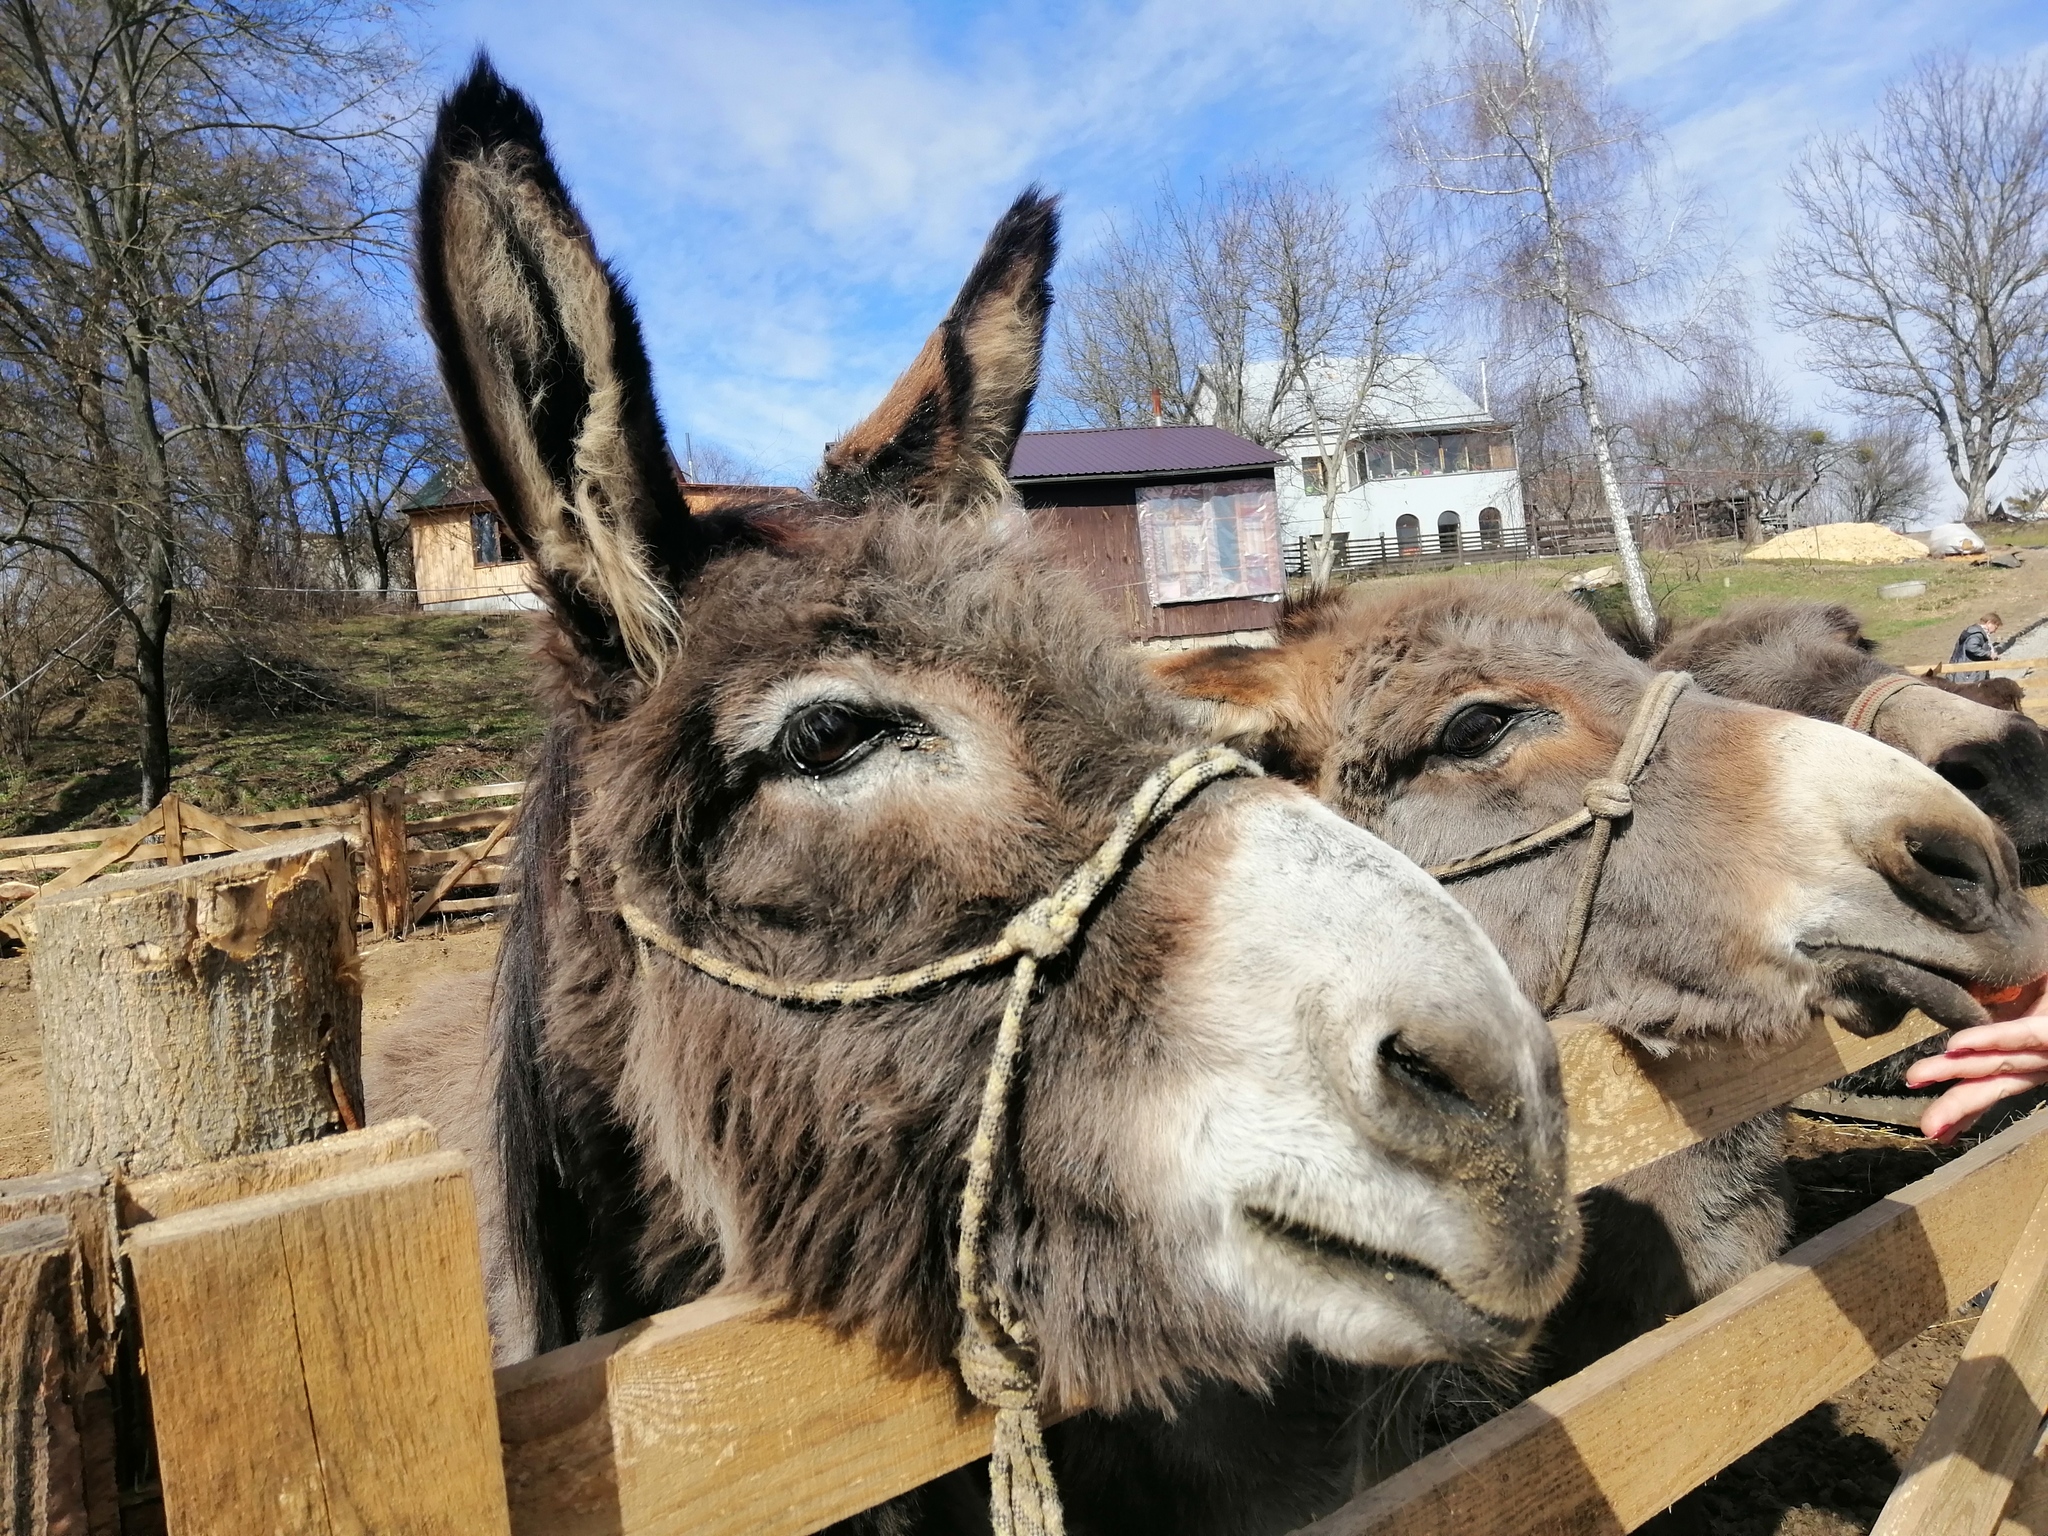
1400,0,1703,633
1777,56,2048,523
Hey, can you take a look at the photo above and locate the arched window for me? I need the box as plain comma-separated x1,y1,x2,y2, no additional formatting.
1438,510,1461,553
1479,506,1503,549
1396,513,1420,553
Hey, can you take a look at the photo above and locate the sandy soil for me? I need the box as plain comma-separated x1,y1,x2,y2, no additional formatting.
0,916,500,1180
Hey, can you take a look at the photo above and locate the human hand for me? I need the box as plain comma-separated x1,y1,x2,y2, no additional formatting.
1903,976,2048,1143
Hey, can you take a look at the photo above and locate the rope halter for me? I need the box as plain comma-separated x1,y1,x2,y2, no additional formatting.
617,744,1264,1536
1843,672,1927,736
1426,669,1693,1015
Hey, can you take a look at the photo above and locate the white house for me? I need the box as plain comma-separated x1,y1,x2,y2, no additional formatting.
1194,357,1523,568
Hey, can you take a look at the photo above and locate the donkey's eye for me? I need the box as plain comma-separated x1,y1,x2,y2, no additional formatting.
780,703,893,776
1439,704,1517,759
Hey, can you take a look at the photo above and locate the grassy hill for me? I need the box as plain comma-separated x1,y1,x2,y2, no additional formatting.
1,608,543,838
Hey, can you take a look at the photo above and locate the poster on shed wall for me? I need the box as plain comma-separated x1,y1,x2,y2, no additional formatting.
1135,480,1284,606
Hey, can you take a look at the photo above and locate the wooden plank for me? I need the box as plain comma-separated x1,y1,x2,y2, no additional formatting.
410,860,512,890
432,895,511,915
126,1151,510,1536
0,1215,89,1536
1300,1108,2048,1536
1996,1425,2048,1534
118,1117,439,1226
408,806,526,837
404,781,525,809
496,1292,998,1536
0,829,114,857
228,802,364,832
367,782,411,937
1874,1181,2048,1536
1558,1011,1946,1194
157,794,183,867
172,799,270,855
412,811,514,925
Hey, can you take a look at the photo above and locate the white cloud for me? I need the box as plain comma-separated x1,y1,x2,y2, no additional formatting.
410,0,2048,485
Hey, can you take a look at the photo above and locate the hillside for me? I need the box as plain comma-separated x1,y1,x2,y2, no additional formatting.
10,529,2046,839
1,607,544,838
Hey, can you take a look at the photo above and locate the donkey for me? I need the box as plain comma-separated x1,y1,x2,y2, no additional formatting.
385,61,1581,1535
1153,579,2048,1384
1650,601,2048,880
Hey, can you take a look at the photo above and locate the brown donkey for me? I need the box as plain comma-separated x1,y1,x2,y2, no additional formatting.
387,61,1580,1534
1154,579,2048,1380
1652,600,2048,879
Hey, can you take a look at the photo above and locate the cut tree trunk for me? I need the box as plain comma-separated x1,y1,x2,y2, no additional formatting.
31,830,363,1178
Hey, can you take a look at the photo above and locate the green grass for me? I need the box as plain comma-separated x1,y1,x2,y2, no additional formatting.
1329,535,2039,657
0,609,543,837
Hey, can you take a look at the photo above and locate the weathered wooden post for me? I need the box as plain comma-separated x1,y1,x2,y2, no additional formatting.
31,829,363,1178
364,780,411,938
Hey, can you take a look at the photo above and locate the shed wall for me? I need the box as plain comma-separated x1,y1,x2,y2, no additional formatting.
409,508,535,609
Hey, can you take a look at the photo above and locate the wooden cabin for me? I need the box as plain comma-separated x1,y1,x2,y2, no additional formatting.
1010,426,1285,647
403,476,806,612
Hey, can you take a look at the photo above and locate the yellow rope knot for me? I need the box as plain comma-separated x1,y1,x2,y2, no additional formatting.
1002,897,1080,960
1582,779,1634,819
614,744,1262,1536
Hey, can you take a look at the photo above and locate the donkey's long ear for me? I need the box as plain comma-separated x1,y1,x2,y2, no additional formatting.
418,58,710,677
817,190,1058,515
1148,645,1333,784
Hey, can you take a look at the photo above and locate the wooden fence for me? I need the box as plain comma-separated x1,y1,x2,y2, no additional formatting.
11,995,2048,1534
0,777,526,940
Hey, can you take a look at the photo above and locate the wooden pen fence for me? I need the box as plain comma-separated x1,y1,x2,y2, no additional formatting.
0,777,526,939
11,997,2048,1534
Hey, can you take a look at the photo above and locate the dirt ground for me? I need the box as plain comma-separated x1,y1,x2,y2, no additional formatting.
0,915,502,1180
0,924,2024,1532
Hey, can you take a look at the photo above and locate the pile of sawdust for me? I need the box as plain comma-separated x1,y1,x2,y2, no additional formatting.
1743,523,1931,565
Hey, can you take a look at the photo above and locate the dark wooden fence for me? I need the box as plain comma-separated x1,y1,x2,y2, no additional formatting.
1286,514,1646,579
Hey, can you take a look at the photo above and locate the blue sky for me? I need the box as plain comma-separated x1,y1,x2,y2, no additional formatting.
401,0,2048,495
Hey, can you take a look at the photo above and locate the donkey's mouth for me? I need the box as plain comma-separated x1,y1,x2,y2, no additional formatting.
1243,1206,1537,1356
1802,944,1990,1037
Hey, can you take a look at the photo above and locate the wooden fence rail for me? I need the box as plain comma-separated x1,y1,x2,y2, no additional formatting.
6,874,2045,1533
0,777,527,941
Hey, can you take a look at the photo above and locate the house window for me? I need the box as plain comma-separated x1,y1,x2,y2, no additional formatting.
471,509,515,566
1354,431,1506,479
1396,513,1421,552
1136,479,1284,605
1480,506,1503,548
1300,456,1327,495
1438,511,1461,552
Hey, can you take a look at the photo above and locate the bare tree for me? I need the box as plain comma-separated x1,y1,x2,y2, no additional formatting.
1633,347,1839,539
1778,56,2048,524
1400,0,1709,633
1825,419,1935,528
0,0,418,809
1053,171,1440,588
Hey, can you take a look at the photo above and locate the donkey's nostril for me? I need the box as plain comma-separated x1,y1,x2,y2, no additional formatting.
1909,830,1993,892
1379,1033,1480,1114
1881,824,2001,932
1935,755,1990,797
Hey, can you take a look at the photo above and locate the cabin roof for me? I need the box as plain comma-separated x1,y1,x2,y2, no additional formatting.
1008,425,1280,483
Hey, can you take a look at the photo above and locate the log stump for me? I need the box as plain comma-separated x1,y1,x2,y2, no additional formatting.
31,830,362,1178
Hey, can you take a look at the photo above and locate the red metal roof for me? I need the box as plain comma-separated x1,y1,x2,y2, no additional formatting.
1009,426,1280,481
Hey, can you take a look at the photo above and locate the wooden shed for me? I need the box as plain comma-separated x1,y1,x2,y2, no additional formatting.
1010,426,1285,646
403,475,807,612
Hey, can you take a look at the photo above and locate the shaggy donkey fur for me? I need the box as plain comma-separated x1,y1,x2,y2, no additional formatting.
1156,580,2048,1379
1654,601,2048,880
389,60,1583,1536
